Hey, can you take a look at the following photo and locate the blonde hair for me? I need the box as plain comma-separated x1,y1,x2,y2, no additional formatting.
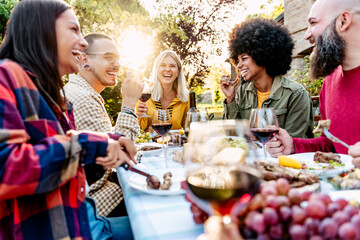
150,50,189,102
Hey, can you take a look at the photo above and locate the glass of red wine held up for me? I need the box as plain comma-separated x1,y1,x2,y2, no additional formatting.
152,109,172,168
184,120,261,233
139,81,151,118
249,108,279,160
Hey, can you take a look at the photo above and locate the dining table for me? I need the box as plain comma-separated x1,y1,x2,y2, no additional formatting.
116,146,204,240
116,144,358,240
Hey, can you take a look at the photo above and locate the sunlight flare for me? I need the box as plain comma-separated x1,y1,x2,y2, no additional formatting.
118,28,153,70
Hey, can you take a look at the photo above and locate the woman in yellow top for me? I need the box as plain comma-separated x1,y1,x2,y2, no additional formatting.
136,50,189,131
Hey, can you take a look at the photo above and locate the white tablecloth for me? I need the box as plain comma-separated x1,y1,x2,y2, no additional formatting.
117,147,356,240
117,148,204,240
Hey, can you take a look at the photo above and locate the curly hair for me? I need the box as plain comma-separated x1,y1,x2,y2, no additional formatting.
228,18,294,77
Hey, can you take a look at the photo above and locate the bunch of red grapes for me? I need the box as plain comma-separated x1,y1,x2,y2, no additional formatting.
238,178,360,240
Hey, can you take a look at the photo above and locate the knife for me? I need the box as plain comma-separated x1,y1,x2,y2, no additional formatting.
120,162,151,177
323,128,350,149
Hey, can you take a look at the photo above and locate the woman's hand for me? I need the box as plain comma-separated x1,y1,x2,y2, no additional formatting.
349,142,360,167
220,74,236,104
96,137,138,168
136,101,148,117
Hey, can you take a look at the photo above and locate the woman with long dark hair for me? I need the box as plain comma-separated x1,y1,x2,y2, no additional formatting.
0,0,134,239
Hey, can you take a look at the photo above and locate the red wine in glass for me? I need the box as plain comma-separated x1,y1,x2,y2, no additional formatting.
152,123,173,136
152,110,172,167
250,128,279,144
186,165,261,216
140,93,151,102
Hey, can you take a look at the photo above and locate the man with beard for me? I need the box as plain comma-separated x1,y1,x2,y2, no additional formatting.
64,33,143,217
268,0,360,163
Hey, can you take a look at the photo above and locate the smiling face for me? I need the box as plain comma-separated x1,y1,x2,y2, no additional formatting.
56,9,88,77
87,38,121,87
236,54,266,82
157,55,179,87
309,19,346,79
304,0,348,78
304,0,339,47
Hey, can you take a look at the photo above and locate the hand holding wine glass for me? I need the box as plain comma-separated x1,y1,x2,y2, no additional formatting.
138,79,151,118
152,110,172,168
249,108,279,160
121,72,144,111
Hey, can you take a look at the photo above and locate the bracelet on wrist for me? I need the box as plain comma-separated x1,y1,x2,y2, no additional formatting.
121,106,137,119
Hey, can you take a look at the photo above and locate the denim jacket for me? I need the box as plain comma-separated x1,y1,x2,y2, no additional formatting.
223,75,314,138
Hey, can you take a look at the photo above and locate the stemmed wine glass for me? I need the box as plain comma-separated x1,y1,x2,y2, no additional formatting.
152,110,172,168
184,110,208,138
198,107,209,122
184,120,261,233
139,80,151,118
249,108,279,160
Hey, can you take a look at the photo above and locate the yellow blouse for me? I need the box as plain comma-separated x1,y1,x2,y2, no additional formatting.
256,89,271,108
137,97,190,132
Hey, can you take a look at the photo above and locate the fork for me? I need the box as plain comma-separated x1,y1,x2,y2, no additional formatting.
323,128,350,149
136,152,143,163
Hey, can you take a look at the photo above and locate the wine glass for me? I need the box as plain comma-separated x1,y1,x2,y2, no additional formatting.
152,110,172,168
139,80,151,118
184,110,208,138
249,108,279,160
184,120,261,232
198,107,209,122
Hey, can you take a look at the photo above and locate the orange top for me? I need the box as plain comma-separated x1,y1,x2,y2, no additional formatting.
256,90,271,108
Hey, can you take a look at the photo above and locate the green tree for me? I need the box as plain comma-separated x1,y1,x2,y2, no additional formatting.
291,55,324,96
246,0,284,19
66,0,152,120
0,0,18,43
152,0,245,90
206,64,228,104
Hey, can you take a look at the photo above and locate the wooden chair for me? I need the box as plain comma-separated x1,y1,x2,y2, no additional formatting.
311,95,321,122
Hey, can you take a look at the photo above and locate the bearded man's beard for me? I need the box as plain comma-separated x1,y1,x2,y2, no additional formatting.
309,19,346,79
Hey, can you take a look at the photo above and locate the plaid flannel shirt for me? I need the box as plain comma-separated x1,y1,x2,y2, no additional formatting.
0,60,110,239
64,74,139,216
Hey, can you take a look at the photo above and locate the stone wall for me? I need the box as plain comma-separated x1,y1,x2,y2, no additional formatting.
284,0,315,71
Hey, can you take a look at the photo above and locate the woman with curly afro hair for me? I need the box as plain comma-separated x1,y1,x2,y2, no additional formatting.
221,18,314,139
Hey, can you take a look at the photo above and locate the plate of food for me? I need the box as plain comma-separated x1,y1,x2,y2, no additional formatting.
137,142,163,155
128,168,186,195
258,161,320,191
327,168,360,190
278,152,354,177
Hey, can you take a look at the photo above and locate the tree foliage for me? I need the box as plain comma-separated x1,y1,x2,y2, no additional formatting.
0,0,18,43
246,0,284,19
67,0,151,38
203,64,228,103
152,0,245,90
291,55,324,96
65,0,151,120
